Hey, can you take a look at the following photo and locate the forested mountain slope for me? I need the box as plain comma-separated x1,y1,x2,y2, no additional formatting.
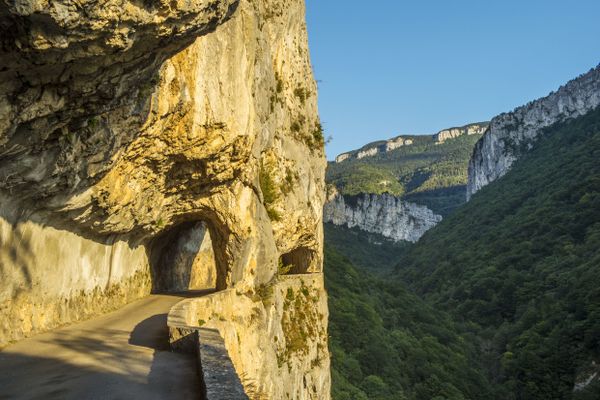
327,133,483,216
325,239,494,400
397,107,600,399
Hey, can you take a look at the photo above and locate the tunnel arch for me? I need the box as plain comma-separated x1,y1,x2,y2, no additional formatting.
147,219,228,293
278,246,319,275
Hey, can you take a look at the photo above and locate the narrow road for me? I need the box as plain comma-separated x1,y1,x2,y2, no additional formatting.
0,294,202,400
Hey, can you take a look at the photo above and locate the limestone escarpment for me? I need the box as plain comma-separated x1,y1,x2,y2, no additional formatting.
334,136,414,163
434,122,488,144
0,0,330,397
467,65,600,199
326,123,483,242
323,188,442,243
333,122,487,163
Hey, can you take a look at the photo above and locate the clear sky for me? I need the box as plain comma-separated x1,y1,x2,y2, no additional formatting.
305,0,600,160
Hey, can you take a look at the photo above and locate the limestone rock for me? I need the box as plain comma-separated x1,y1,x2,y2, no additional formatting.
386,137,413,151
435,122,488,144
0,0,330,397
323,189,442,243
335,152,352,163
333,122,486,163
467,65,600,199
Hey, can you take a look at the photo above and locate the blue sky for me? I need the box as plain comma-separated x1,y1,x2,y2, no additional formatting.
305,0,600,159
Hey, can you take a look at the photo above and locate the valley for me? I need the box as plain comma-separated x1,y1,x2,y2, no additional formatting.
0,1,597,398
325,66,600,399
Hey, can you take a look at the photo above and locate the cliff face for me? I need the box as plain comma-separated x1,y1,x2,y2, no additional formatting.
323,189,442,243
334,122,487,164
435,122,488,144
0,0,330,398
467,65,600,199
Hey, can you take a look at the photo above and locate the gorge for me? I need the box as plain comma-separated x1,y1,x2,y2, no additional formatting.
1,1,599,399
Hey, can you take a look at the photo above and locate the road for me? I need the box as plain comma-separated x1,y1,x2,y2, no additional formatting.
0,294,202,400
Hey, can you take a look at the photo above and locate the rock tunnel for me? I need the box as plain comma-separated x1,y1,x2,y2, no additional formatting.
279,246,319,275
148,221,223,294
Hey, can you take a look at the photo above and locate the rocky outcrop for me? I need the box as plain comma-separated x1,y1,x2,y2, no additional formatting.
334,136,414,163
0,0,240,205
323,190,442,243
356,146,379,159
574,361,600,392
467,65,600,199
386,137,414,151
0,0,330,398
435,122,488,144
335,152,352,163
333,122,486,163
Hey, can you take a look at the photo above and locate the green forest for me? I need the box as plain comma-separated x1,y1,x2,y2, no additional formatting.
325,107,600,399
325,228,493,400
326,133,483,216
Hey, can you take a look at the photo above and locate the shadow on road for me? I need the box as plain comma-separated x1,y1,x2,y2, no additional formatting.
129,314,170,351
0,295,205,399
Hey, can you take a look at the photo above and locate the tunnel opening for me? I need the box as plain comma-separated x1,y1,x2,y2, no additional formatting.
278,246,318,275
148,220,223,294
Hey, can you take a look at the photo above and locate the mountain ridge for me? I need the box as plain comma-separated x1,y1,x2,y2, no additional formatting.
467,64,600,199
335,121,488,163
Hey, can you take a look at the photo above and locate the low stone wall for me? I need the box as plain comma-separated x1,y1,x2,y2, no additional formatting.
169,326,248,400
167,275,330,399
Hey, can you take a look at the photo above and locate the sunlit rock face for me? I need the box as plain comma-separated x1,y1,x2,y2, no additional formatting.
467,65,600,200
0,0,330,397
333,122,486,164
0,0,240,207
434,123,488,144
324,189,442,243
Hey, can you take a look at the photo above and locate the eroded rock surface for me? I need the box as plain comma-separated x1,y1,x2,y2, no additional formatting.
333,122,486,163
467,65,600,199
435,122,488,144
323,189,442,243
0,0,330,397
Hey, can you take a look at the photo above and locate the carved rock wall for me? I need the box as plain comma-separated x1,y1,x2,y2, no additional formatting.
0,0,330,397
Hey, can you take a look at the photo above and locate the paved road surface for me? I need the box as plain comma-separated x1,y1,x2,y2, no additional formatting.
0,294,201,400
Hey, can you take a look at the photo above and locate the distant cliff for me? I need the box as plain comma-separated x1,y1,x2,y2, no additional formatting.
467,65,600,199
334,122,487,163
435,123,488,144
324,189,442,243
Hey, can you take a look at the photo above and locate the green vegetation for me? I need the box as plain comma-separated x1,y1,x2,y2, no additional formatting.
255,280,275,307
325,240,493,400
87,116,99,129
291,120,301,133
327,133,483,215
324,224,409,273
395,107,600,399
294,86,309,104
259,164,281,221
276,74,284,93
281,282,322,365
326,109,600,399
278,258,293,275
312,122,325,147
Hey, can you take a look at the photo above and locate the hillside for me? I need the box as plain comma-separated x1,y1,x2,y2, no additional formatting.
468,65,600,199
327,131,484,216
324,238,494,400
396,106,600,399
